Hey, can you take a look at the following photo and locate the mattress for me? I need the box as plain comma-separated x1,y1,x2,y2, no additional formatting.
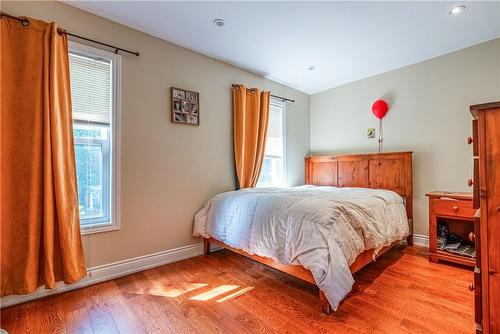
193,185,409,310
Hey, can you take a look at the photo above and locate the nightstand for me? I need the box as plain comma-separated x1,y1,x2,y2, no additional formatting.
426,191,476,267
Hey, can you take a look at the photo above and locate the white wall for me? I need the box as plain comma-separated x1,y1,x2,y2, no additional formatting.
310,38,500,236
1,1,310,268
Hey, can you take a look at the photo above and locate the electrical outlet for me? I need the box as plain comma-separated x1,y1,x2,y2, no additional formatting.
367,128,375,139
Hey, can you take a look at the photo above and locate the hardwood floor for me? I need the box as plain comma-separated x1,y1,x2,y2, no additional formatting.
1,244,474,334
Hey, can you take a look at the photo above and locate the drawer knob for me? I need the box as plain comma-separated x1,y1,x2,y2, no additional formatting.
453,206,459,211
468,179,473,187
467,136,473,145
469,232,475,242
469,283,475,291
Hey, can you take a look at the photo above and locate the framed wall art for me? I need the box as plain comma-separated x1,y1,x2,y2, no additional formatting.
171,87,200,126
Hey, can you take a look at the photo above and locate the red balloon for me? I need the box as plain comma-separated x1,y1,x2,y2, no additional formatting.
372,99,389,119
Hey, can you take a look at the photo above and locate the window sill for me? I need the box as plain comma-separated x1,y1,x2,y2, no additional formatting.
80,223,120,236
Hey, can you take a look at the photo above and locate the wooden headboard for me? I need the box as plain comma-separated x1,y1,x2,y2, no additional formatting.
305,151,413,244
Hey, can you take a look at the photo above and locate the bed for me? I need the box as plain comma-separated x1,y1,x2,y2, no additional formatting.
193,151,413,314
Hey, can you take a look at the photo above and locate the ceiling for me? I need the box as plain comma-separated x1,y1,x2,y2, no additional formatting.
68,1,500,94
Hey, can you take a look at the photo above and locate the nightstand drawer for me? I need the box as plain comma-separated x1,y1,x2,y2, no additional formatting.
433,198,475,219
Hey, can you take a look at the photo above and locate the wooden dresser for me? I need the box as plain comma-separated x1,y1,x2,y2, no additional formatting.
470,102,500,334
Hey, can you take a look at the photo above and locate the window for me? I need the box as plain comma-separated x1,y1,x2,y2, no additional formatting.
257,99,286,187
69,42,120,234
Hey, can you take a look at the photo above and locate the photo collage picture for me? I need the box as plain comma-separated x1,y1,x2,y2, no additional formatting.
171,87,199,125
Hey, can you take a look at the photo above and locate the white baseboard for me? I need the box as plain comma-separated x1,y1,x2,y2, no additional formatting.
0,242,207,309
413,233,429,247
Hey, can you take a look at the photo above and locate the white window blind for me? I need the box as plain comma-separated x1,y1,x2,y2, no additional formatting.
69,53,112,124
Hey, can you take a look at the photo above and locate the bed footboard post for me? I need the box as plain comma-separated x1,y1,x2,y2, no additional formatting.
406,234,414,246
203,238,210,255
319,290,332,315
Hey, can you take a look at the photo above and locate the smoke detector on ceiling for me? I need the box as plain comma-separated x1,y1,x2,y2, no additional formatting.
213,19,225,27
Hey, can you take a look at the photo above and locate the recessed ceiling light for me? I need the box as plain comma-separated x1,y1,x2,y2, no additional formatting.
308,65,316,71
449,5,466,15
213,19,225,27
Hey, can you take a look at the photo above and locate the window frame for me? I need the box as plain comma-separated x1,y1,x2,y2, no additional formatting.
258,98,287,187
69,41,121,235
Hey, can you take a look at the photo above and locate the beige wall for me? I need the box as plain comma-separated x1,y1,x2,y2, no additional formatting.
3,0,498,268
310,39,500,236
1,1,310,267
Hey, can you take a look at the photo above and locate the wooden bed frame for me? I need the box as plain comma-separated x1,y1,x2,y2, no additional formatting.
203,151,413,314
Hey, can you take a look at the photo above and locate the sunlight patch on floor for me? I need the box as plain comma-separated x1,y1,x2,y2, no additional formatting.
189,284,239,301
157,283,208,298
216,286,254,302
137,283,208,298
136,282,254,302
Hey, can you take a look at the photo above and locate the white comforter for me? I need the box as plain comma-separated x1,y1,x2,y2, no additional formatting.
193,186,409,310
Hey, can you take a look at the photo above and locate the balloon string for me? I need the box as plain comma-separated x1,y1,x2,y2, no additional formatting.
378,118,383,153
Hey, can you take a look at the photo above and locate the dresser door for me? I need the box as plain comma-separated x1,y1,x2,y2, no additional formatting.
484,110,500,332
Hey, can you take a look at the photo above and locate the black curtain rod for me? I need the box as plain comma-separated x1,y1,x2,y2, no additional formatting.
58,29,139,56
271,95,295,103
232,84,295,103
1,11,140,57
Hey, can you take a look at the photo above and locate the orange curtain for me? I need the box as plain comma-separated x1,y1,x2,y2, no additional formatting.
1,16,86,296
233,84,270,189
